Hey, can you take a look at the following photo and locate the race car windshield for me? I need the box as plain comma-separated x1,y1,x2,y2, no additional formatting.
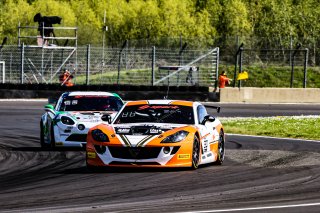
114,104,195,124
58,96,123,111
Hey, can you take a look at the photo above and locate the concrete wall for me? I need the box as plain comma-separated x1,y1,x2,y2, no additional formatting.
219,87,320,103
0,84,219,101
1,84,320,103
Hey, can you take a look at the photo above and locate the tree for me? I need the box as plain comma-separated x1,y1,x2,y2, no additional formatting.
220,0,252,36
0,0,33,44
70,0,101,45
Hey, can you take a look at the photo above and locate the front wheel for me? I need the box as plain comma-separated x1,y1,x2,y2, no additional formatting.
214,129,225,165
40,120,49,149
191,135,200,169
50,124,56,150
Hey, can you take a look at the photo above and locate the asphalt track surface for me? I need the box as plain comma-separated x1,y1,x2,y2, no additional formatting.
0,101,320,212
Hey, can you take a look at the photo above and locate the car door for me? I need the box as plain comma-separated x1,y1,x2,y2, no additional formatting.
196,105,214,154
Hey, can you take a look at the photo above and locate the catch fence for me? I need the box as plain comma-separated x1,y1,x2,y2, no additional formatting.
0,45,219,87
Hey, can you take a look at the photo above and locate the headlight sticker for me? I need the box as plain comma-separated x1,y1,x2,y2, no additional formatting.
178,154,190,159
87,152,96,159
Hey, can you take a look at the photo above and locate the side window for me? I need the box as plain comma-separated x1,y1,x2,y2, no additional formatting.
197,105,207,124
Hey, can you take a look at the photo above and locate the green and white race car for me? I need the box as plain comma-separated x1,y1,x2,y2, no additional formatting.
40,91,124,149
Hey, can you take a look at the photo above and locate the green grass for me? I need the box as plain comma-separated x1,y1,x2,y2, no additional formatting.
75,69,152,85
223,65,320,88
72,64,320,87
220,116,320,140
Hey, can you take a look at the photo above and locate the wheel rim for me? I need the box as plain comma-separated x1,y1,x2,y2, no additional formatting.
218,132,225,161
192,137,200,167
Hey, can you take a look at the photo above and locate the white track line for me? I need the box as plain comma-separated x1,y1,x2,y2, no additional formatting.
0,99,47,101
182,202,320,213
227,133,320,143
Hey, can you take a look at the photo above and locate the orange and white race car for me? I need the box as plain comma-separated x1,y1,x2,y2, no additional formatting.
86,100,225,169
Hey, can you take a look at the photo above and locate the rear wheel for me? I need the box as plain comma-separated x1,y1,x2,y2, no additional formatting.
191,135,200,169
214,129,225,165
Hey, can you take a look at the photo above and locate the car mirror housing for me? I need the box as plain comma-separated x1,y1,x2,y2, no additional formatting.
44,104,55,114
201,114,215,125
101,114,112,124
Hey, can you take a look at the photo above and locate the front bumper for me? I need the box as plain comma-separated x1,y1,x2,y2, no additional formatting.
86,145,194,168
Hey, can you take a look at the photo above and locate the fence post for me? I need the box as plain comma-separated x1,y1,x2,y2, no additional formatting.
20,43,25,84
151,46,155,86
290,43,301,88
303,48,308,88
233,43,243,87
10,53,13,83
214,48,220,89
117,40,127,85
50,51,53,84
290,52,295,88
117,50,121,85
86,44,90,85
238,46,243,88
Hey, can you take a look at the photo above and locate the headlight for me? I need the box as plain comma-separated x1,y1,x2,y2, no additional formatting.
161,130,189,143
61,116,75,125
91,129,109,142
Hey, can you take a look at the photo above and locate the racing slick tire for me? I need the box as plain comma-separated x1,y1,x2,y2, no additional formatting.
50,124,56,150
191,135,200,169
214,129,225,165
40,120,49,149
86,154,102,172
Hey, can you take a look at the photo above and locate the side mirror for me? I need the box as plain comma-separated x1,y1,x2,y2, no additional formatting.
44,104,55,114
101,114,112,124
201,114,215,125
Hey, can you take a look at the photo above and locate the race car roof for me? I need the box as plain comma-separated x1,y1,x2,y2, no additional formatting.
67,91,118,97
126,100,194,107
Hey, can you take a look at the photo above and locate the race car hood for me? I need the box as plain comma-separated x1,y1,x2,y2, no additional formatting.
59,111,118,122
110,123,193,147
113,123,186,135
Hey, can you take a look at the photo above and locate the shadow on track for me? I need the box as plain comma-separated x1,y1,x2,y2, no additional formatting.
11,146,85,152
61,165,197,174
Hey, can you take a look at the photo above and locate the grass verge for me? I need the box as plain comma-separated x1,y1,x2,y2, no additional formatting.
220,116,320,140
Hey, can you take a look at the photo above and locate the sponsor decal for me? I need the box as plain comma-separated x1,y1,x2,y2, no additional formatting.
203,139,208,152
178,154,190,159
138,105,179,110
117,128,131,134
55,142,63,146
150,128,160,134
87,152,96,159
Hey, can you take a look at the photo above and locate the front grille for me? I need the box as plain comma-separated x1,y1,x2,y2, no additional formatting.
66,134,87,142
108,146,162,159
109,161,161,166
